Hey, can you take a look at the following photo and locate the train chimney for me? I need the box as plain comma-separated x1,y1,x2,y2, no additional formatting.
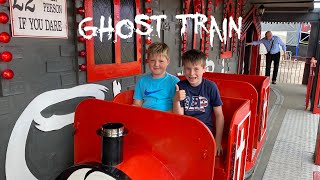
97,122,127,166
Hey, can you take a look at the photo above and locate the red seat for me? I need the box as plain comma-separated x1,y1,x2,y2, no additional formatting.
113,90,134,105
177,75,259,171
202,72,270,152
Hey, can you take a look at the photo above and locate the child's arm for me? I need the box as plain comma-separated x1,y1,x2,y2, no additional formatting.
213,105,224,156
173,85,185,115
132,100,143,107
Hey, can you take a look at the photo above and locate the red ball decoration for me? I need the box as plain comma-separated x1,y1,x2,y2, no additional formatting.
145,0,152,3
208,7,212,11
1,51,12,62
76,7,85,16
0,32,10,43
145,38,152,45
79,64,87,71
0,12,8,24
79,50,86,57
146,19,152,24
77,36,85,43
145,8,152,14
205,47,210,50
208,1,212,4
1,69,14,79
205,53,209,57
0,0,6,4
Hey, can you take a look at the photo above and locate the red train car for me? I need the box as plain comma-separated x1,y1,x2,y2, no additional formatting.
68,95,250,179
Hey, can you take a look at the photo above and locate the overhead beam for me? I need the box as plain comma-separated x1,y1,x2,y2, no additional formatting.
265,7,312,12
252,1,313,4
261,12,320,22
263,3,313,8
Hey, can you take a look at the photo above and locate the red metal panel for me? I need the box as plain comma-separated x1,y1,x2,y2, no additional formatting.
239,6,261,75
306,60,316,110
114,0,121,64
202,72,270,171
74,99,216,179
224,98,250,180
85,0,142,82
209,78,258,171
315,121,320,165
212,97,250,180
135,0,142,68
313,67,320,114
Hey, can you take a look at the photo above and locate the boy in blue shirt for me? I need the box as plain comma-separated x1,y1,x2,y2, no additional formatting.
133,42,179,112
173,49,224,156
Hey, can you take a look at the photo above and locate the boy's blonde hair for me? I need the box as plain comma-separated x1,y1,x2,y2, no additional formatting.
147,42,169,60
182,49,206,67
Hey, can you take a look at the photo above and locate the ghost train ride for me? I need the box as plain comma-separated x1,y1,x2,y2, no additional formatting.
57,73,270,180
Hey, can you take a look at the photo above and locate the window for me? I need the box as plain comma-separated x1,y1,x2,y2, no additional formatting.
220,0,235,59
182,0,207,53
85,0,142,82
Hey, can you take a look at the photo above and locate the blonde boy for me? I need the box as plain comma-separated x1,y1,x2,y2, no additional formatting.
133,42,179,111
173,49,224,155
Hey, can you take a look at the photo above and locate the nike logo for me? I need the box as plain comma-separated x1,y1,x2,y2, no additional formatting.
144,89,162,95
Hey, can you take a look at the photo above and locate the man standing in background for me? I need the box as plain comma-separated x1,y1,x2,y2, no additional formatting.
246,31,286,84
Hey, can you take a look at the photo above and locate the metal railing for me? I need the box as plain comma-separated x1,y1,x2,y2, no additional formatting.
259,53,307,84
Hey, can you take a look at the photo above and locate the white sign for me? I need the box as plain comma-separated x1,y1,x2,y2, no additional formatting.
9,0,68,38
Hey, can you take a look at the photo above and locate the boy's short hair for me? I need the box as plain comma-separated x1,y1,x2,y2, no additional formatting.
182,49,206,67
147,42,169,60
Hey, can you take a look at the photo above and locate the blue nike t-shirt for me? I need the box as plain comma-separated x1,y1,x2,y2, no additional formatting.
178,78,222,131
134,72,179,111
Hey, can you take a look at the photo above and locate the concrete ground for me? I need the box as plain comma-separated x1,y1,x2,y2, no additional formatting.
250,83,320,180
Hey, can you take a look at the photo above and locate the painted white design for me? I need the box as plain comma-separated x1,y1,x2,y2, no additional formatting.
79,14,242,46
67,168,116,180
177,70,184,76
113,80,122,97
79,14,167,41
221,59,225,73
176,15,242,44
206,59,215,72
235,128,246,180
262,91,268,129
6,84,108,180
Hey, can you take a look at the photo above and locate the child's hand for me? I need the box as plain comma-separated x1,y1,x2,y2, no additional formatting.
216,143,223,156
174,85,186,102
